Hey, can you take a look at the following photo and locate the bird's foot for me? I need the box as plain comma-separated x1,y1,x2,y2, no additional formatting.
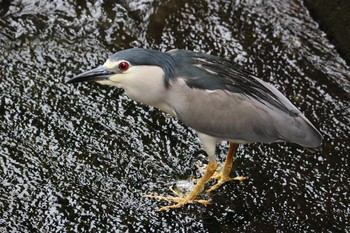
143,194,210,211
193,164,225,182
193,164,218,182
145,161,218,211
195,164,247,193
206,174,247,193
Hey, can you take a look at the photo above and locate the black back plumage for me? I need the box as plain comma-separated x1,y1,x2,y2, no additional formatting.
169,50,298,116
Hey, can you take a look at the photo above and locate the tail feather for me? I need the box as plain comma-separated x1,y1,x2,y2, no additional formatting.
278,113,322,149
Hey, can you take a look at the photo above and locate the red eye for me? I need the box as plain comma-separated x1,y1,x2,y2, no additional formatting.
118,61,129,71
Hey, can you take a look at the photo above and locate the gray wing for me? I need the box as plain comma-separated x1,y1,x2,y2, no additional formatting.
167,50,322,148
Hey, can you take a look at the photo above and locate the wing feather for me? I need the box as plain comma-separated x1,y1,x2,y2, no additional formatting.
167,50,322,148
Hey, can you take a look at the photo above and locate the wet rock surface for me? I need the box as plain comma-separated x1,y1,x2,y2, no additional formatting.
0,0,349,232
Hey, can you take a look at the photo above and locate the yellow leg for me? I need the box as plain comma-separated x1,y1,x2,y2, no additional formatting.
206,143,247,193
144,160,218,211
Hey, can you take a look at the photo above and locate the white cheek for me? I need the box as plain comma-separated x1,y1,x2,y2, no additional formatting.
94,66,170,111
117,66,167,105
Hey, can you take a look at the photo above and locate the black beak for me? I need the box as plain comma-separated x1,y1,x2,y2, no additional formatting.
66,66,115,84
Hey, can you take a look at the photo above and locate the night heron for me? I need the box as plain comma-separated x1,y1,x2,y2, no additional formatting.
67,48,322,211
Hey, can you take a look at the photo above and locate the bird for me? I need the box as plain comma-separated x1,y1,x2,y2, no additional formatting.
66,48,322,211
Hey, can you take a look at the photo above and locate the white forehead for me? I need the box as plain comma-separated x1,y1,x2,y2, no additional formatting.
103,59,128,69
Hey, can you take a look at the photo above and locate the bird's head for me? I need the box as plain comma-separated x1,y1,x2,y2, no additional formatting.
67,48,176,106
66,48,176,89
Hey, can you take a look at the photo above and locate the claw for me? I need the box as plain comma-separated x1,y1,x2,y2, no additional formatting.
168,186,182,196
144,194,211,211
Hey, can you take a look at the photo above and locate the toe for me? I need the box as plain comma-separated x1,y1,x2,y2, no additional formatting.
206,180,224,193
206,176,248,193
144,194,211,211
157,203,185,211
